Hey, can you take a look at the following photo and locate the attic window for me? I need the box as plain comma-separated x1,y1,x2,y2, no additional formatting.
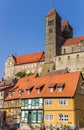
57,83,65,92
8,92,12,97
26,86,34,94
18,89,24,96
49,83,56,92
36,84,44,93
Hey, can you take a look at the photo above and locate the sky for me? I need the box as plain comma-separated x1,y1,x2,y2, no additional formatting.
0,0,84,78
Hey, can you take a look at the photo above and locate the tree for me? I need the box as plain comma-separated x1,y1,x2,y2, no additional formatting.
15,71,26,80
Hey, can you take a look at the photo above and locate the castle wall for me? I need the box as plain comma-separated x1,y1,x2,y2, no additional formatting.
62,42,84,54
55,52,84,72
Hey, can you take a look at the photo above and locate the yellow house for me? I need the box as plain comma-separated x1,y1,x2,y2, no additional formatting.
43,72,84,128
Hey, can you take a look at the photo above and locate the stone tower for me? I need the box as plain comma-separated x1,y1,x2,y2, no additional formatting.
45,8,61,63
61,20,73,40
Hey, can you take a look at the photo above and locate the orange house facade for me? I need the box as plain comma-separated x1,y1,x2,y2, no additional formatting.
4,72,84,129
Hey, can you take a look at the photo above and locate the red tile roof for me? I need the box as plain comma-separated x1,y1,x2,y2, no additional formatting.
63,36,84,46
14,52,45,65
61,20,69,27
5,72,81,100
47,8,56,16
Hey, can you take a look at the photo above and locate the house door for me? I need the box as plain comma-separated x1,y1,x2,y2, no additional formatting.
28,111,31,124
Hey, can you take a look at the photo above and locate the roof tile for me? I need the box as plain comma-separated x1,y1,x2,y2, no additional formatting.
15,52,45,65
63,36,84,46
5,72,80,100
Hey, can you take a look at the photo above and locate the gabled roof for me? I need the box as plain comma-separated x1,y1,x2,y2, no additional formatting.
61,20,70,27
63,36,84,46
5,72,81,100
14,52,45,65
47,8,56,16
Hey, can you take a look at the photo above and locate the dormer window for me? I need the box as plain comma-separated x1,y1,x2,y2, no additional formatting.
18,89,24,96
37,88,41,93
8,92,12,97
57,83,65,92
36,84,44,93
27,89,31,94
26,86,34,94
49,83,56,92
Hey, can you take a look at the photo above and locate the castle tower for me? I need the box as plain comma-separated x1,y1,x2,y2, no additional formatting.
61,20,73,40
45,8,61,63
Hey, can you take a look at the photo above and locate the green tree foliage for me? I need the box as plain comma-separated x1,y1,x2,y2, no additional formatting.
15,71,26,80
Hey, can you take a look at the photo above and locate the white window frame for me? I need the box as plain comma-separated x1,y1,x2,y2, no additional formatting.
58,99,68,106
44,99,53,106
37,88,41,93
49,87,54,92
44,114,54,121
57,87,63,92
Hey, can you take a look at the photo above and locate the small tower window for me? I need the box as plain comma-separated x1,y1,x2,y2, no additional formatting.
49,28,53,33
48,20,54,26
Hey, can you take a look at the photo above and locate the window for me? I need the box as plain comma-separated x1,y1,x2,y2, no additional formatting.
27,89,31,94
64,48,66,54
44,99,53,106
48,20,54,26
44,114,54,121
18,90,22,95
80,87,84,94
15,100,19,105
49,83,56,92
21,111,28,123
57,83,65,92
14,109,17,115
49,28,53,33
58,99,68,106
36,88,41,93
8,92,12,97
80,81,84,94
58,57,61,61
38,111,43,123
18,89,24,96
77,54,79,59
68,56,70,60
57,87,63,92
80,46,84,51
31,111,37,123
58,114,69,121
50,87,54,92
72,47,74,52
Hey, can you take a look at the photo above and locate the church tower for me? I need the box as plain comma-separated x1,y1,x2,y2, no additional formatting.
45,8,61,63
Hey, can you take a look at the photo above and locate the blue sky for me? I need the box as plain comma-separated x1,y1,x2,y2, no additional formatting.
0,0,84,78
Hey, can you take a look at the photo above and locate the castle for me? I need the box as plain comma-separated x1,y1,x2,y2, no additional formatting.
4,8,84,79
